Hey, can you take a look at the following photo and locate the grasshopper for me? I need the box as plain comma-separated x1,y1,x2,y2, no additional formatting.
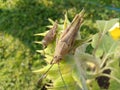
51,10,85,64
42,21,58,48
38,9,85,89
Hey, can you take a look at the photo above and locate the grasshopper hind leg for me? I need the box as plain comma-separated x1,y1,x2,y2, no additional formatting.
58,63,68,90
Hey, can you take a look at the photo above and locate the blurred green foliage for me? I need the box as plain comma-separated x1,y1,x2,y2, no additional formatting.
0,0,120,89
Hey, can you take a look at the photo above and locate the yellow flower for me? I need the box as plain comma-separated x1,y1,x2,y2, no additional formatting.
109,23,120,40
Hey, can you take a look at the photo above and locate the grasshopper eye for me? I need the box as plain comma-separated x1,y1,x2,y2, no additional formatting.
57,56,63,62
59,57,62,60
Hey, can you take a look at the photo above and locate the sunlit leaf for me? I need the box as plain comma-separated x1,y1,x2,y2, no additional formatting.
50,73,80,90
109,53,120,90
91,33,118,57
96,19,119,33
34,31,49,36
63,13,70,30
48,18,55,24
87,80,100,90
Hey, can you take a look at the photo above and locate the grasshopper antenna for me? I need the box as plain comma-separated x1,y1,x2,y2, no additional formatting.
37,63,54,85
58,63,68,90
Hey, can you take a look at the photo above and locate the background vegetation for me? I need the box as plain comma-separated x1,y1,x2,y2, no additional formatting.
0,0,120,90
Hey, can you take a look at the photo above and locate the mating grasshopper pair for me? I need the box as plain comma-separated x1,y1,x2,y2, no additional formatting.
43,10,85,64
38,9,85,89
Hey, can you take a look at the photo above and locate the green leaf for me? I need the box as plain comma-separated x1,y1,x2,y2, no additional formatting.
87,80,100,90
109,47,120,90
91,34,118,57
109,57,120,90
34,41,42,44
96,18,119,33
95,48,104,58
72,67,82,89
63,13,70,30
73,35,92,50
50,73,80,90
48,18,55,24
34,31,49,36
93,19,119,58
72,63,88,90
33,64,60,80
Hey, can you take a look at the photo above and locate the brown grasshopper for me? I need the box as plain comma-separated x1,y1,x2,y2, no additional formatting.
38,9,85,89
42,21,58,48
51,10,85,64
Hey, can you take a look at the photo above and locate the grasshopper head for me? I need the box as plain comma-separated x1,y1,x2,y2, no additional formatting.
50,55,62,64
42,40,47,48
